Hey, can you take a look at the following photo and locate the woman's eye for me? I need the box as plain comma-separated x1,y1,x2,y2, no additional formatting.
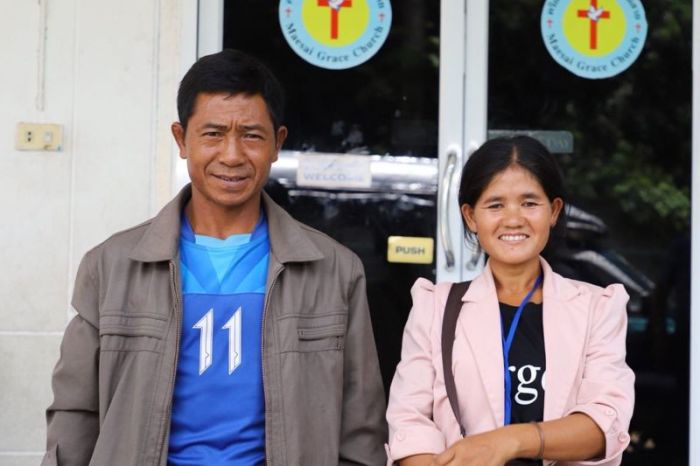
486,203,502,209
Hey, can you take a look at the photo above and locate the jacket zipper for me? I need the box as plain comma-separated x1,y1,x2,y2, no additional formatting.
157,260,182,466
262,264,283,466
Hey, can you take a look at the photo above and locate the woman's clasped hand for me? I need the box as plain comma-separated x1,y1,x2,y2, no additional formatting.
430,427,528,466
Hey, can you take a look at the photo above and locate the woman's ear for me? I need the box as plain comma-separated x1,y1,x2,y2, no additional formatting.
550,198,564,226
461,204,477,234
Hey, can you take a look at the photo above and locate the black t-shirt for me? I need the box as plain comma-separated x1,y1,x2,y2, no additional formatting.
500,301,546,466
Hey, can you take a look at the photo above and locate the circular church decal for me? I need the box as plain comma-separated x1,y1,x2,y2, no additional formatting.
279,0,392,70
541,0,648,79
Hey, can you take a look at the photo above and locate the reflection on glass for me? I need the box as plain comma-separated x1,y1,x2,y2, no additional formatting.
488,1,691,463
225,1,441,390
225,0,439,157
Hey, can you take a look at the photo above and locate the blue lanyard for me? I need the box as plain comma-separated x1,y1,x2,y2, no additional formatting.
501,273,543,426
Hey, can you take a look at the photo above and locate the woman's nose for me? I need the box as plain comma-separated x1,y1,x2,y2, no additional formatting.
502,205,524,226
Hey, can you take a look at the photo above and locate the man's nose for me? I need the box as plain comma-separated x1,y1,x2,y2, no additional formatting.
219,137,244,165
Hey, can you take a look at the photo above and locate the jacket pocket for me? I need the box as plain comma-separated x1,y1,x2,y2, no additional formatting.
278,313,347,353
297,322,345,351
99,311,168,352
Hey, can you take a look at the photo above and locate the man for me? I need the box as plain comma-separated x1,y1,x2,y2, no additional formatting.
43,49,387,466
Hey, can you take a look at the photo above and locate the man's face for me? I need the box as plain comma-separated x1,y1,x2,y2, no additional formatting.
172,92,287,217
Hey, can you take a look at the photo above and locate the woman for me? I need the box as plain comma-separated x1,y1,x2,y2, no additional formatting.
385,136,634,466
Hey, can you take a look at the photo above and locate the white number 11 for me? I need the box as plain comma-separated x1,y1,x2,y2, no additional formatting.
193,307,242,375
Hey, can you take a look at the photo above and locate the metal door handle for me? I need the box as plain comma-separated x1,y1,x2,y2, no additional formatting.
464,141,483,272
440,146,460,270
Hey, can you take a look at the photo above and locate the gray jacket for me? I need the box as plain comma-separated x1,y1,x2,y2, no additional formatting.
43,186,387,466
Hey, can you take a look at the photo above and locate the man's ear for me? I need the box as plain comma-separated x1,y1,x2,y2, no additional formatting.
274,126,288,162
172,122,187,159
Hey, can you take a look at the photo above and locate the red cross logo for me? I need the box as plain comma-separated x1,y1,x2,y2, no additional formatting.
318,0,353,40
577,0,610,50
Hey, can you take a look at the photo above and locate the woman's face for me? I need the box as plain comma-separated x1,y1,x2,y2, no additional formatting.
461,165,563,271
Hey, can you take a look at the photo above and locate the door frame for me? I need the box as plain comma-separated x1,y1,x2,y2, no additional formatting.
690,0,699,463
188,4,699,462
436,0,489,284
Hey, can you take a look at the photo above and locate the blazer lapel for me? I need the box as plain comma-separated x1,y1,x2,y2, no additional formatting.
541,259,588,421
458,264,507,426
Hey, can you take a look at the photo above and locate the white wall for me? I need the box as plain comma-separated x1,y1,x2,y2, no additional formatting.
0,0,187,464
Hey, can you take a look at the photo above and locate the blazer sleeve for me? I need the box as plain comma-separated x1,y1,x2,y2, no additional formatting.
43,249,101,466
385,278,447,464
564,284,635,466
339,254,389,466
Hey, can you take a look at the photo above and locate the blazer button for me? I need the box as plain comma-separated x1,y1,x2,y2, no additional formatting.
605,408,615,416
396,432,406,441
618,432,629,443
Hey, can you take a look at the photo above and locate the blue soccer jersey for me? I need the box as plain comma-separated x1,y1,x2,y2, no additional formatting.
168,212,269,466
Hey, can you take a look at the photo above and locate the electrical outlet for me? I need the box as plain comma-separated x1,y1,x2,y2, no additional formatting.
15,123,63,151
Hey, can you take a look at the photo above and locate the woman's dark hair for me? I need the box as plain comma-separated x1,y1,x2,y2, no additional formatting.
457,135,567,249
177,49,285,133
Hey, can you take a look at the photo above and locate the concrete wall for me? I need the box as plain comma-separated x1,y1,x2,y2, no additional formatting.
0,0,187,464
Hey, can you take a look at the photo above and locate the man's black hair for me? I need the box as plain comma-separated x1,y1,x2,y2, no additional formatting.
177,49,285,133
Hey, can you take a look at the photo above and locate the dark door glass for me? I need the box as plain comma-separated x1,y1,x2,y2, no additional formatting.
224,1,441,390
224,1,439,157
488,2,691,463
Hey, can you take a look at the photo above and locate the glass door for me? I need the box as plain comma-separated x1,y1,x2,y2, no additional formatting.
188,3,695,463
486,1,692,464
200,0,477,390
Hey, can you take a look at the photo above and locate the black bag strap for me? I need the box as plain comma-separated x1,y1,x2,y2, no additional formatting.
441,281,471,438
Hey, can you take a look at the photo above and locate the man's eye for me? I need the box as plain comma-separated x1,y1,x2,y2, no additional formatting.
203,131,222,137
245,133,263,140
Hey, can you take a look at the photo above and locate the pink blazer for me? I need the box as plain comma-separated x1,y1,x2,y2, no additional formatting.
386,258,635,466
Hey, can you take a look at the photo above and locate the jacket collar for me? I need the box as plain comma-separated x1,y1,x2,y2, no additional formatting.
261,190,324,264
462,257,581,304
129,185,190,262
129,185,324,264
457,257,584,425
